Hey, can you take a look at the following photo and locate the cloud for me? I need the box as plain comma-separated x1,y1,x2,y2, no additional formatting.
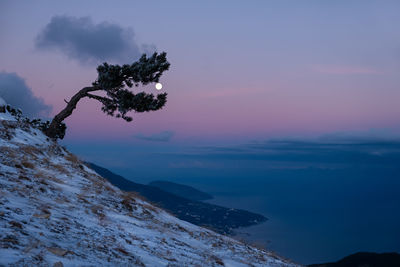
35,15,155,64
134,131,174,142
0,72,52,118
174,135,400,169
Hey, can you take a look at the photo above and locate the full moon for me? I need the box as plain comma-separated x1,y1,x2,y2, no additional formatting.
155,83,163,90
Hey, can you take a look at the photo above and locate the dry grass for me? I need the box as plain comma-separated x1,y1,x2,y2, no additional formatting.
120,192,137,208
20,146,42,157
141,203,159,214
1,146,17,157
87,176,117,195
34,169,64,184
1,120,17,129
114,246,130,256
90,205,106,221
65,153,81,165
237,237,269,253
18,175,31,182
121,198,137,212
51,163,69,174
55,196,70,204
41,157,50,166
33,210,51,219
21,161,35,169
77,193,90,204
34,170,46,179
122,191,146,202
38,179,49,186
121,191,167,217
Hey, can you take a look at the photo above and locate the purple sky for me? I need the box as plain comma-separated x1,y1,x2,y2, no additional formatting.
1,1,400,143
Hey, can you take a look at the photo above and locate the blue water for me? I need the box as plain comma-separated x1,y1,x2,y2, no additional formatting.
163,167,400,264
197,168,400,264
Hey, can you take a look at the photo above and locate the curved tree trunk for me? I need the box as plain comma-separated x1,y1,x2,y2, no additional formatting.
45,86,97,139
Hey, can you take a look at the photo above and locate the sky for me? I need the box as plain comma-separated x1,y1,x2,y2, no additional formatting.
1,1,400,262
1,0,400,172
1,1,400,143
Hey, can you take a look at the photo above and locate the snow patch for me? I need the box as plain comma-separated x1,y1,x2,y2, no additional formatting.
0,110,16,121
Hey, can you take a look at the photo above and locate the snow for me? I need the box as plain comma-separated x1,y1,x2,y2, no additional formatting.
12,128,49,146
0,111,16,122
0,122,299,267
0,99,17,122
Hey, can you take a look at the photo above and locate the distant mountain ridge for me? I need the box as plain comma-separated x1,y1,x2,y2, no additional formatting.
149,180,213,201
88,163,267,234
309,252,400,267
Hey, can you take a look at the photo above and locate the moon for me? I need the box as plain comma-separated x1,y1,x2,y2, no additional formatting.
155,83,163,90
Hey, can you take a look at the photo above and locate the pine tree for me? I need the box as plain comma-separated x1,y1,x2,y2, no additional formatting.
45,52,170,139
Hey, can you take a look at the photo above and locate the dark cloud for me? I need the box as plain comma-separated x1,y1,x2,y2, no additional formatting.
35,15,154,64
134,131,174,142
0,72,52,118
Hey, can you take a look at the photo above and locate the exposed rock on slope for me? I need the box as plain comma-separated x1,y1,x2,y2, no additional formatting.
0,116,298,266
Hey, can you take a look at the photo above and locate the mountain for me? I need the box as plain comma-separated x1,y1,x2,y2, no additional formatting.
309,252,400,267
88,163,266,234
149,180,213,201
0,108,298,266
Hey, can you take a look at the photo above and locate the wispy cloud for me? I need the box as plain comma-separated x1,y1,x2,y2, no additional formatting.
134,131,174,142
176,135,400,169
35,15,155,65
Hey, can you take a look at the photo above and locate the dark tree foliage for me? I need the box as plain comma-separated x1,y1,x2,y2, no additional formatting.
2,104,67,139
45,52,170,139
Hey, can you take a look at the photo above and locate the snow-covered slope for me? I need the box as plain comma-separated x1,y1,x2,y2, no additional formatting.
0,117,299,266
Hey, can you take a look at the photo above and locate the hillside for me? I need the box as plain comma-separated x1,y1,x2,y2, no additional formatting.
0,109,298,266
308,252,400,267
148,180,213,201
89,163,266,234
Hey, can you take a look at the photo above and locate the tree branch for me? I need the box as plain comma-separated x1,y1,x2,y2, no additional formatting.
86,93,111,103
45,86,100,138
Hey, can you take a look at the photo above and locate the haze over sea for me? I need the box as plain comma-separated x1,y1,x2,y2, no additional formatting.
68,136,400,265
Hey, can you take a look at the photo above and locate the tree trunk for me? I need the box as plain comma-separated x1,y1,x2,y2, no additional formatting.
45,86,97,139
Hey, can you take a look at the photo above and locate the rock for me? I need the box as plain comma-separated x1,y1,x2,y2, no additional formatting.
53,261,64,267
33,213,51,219
8,221,23,229
47,247,70,257
0,97,6,113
